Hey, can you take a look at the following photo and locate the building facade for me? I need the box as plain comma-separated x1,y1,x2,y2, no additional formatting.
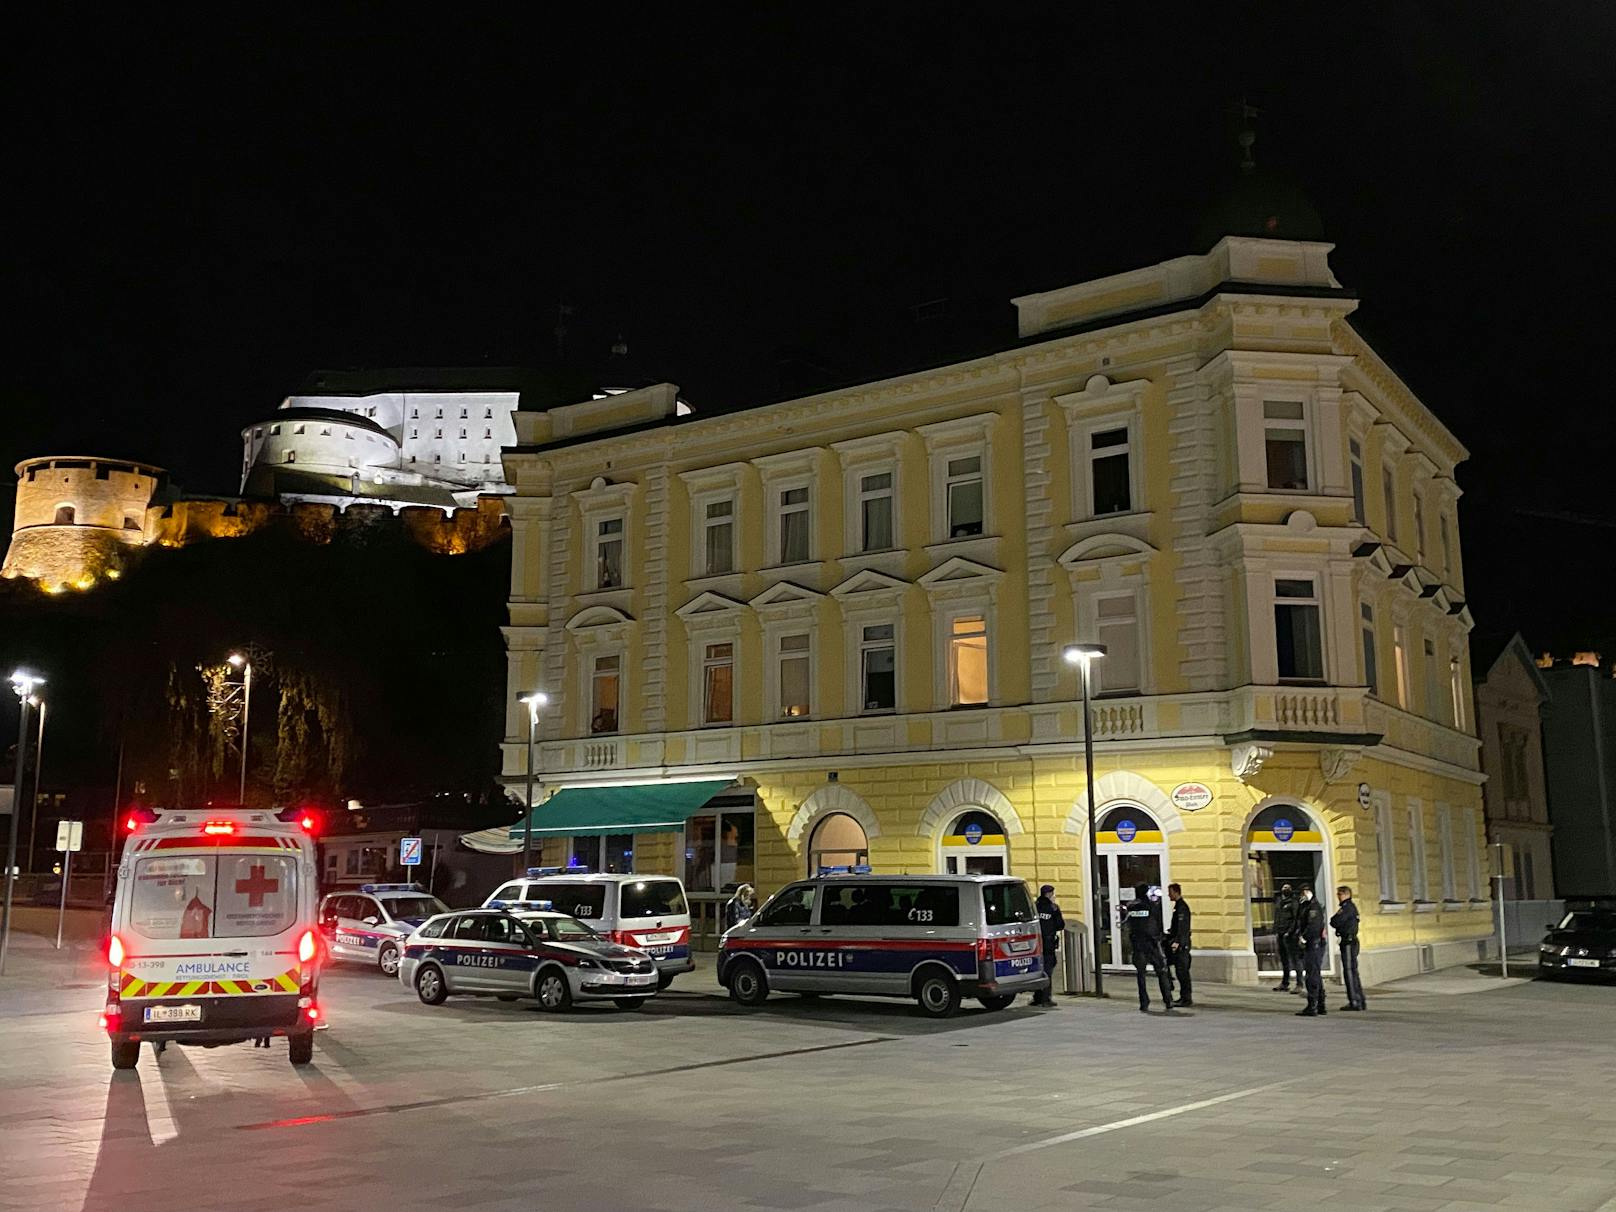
1541,662,1616,897
1472,634,1554,900
498,235,1492,985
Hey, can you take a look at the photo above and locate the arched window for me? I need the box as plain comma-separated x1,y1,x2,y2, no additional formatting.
1097,805,1162,845
53,505,75,525
1246,802,1330,977
808,812,868,875
1094,804,1169,970
939,809,1009,875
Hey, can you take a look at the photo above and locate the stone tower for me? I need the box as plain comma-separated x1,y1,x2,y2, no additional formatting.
2,455,167,588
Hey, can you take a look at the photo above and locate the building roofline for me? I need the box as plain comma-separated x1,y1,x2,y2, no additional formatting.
12,454,168,478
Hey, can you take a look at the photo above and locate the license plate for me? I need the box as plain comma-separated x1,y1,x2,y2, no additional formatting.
637,932,679,945
1568,958,1601,968
1006,939,1035,954
143,1004,202,1023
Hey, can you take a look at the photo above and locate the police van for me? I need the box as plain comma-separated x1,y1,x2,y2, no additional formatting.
103,806,323,1069
483,869,694,988
717,873,1048,1017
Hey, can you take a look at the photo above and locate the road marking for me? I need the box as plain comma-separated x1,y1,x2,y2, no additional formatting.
238,1036,895,1130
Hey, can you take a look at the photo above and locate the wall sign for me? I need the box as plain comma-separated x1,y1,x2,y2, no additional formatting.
1272,818,1295,843
1115,819,1138,843
964,822,984,845
1170,782,1214,812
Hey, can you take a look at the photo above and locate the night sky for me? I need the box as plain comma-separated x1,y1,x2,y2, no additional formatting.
8,8,1614,655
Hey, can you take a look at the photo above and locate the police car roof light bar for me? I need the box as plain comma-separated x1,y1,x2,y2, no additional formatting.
359,883,422,894
526,866,592,877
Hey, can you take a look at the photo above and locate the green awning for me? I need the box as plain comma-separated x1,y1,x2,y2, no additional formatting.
507,780,734,840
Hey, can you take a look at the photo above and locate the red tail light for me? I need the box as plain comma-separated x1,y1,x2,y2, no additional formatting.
975,937,993,961
100,1004,121,1033
298,929,318,963
107,934,126,968
298,813,318,834
202,821,236,835
305,1004,321,1022
125,815,140,832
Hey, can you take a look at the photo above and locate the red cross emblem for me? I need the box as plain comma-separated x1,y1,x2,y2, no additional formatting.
235,864,280,907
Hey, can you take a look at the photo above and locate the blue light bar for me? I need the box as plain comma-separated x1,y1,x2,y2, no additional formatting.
360,883,423,893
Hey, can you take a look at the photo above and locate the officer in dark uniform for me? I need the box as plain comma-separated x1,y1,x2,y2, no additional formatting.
1295,885,1328,1016
1033,884,1064,1006
1164,883,1193,1007
1123,883,1174,1012
1331,884,1365,1010
1272,883,1302,993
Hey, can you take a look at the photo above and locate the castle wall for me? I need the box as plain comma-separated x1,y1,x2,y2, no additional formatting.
2,457,165,585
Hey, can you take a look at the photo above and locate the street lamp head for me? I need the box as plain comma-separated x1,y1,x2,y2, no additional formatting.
518,690,549,717
9,670,45,699
226,653,246,668
1062,643,1107,666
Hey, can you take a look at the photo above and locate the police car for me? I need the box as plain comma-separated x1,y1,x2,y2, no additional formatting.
318,884,449,976
399,904,660,1011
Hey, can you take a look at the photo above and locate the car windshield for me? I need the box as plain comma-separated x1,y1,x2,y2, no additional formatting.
383,896,448,920
1557,910,1616,932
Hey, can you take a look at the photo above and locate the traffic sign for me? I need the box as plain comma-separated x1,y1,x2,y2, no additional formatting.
400,836,423,866
55,821,83,853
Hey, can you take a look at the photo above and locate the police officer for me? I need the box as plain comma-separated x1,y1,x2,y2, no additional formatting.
1123,883,1174,1012
1331,884,1366,1011
1164,883,1193,1008
1272,883,1303,994
1295,885,1328,1016
1033,884,1064,1006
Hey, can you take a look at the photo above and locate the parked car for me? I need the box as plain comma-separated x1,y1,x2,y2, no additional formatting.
1539,905,1616,981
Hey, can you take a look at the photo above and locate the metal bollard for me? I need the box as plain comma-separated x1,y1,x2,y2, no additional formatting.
1061,928,1090,994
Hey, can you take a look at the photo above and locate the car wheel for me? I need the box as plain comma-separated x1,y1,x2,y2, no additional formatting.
378,943,401,977
416,965,449,1006
657,972,676,991
289,1032,314,1066
111,1040,140,1070
977,994,1016,1011
613,997,646,1010
536,969,573,1012
915,971,960,1018
727,959,768,1007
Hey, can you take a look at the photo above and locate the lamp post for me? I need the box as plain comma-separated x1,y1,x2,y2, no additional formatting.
25,696,45,874
2,670,45,977
228,653,253,805
517,692,549,870
1063,643,1107,998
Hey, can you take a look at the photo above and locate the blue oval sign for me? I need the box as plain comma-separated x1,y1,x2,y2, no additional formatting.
1115,819,1138,843
964,822,984,845
1272,818,1295,842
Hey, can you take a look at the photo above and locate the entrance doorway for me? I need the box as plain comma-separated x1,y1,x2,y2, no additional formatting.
1094,805,1169,968
1247,803,1331,975
939,809,1008,875
807,812,869,875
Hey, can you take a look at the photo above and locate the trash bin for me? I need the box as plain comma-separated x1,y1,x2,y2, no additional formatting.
1061,927,1090,994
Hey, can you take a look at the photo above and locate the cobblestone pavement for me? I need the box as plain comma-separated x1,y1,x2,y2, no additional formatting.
1,935,1612,1212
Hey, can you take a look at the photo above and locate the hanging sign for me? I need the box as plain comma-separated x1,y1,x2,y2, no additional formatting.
1170,782,1214,812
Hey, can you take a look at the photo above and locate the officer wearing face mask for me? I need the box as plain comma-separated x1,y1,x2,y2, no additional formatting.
1295,885,1329,1017
1123,883,1174,1013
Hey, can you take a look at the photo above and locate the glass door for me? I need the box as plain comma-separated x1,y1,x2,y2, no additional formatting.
1098,851,1168,968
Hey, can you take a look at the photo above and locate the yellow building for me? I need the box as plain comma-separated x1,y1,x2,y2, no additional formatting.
497,235,1490,986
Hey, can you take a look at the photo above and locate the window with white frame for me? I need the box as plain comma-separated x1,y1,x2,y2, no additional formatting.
1408,801,1430,901
1393,623,1411,708
858,471,894,552
594,517,624,589
1087,426,1132,516
703,498,735,575
1376,796,1399,903
1263,401,1309,490
1095,593,1142,694
1437,804,1456,901
778,486,810,564
590,655,621,734
1449,651,1467,731
777,633,811,718
947,615,988,706
701,642,734,725
859,623,897,712
1274,578,1324,682
1349,437,1366,523
1360,602,1379,697
1423,636,1442,720
945,455,984,538
1382,463,1399,544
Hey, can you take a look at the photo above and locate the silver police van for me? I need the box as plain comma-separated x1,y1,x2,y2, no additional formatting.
717,873,1048,1017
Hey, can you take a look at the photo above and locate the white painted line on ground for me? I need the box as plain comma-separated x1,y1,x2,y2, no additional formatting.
145,1069,180,1145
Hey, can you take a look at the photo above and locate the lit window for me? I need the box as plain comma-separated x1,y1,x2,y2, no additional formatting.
945,455,984,537
1349,438,1366,523
703,499,734,575
778,633,811,718
591,655,620,734
1393,623,1411,707
859,471,894,552
1360,602,1379,697
779,487,810,564
948,615,989,706
1096,594,1141,693
860,623,896,712
596,518,624,589
1263,401,1309,490
702,642,734,724
1274,578,1323,682
1088,427,1131,516
1383,464,1399,543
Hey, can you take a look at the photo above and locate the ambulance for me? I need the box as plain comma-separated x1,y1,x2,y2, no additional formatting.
103,806,323,1069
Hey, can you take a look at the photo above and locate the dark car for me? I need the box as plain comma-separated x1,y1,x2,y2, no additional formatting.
1538,908,1616,980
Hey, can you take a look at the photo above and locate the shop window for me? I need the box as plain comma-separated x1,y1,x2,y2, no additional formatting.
1088,426,1132,516
590,655,620,734
777,633,811,718
595,517,624,589
1096,594,1142,694
778,486,810,563
1263,401,1309,490
1274,578,1324,682
1360,602,1379,697
703,498,735,575
945,454,984,537
859,471,894,551
685,810,755,894
1349,437,1366,523
860,623,896,712
948,615,989,706
702,642,734,725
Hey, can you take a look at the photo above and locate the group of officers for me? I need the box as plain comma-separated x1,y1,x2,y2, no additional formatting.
1032,880,1367,1014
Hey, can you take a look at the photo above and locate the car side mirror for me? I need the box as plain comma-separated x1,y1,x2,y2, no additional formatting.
363,915,381,926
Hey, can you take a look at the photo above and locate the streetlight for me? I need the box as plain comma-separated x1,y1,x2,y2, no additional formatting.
1063,642,1107,998
1,670,45,976
228,653,252,805
25,695,46,875
517,691,549,869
